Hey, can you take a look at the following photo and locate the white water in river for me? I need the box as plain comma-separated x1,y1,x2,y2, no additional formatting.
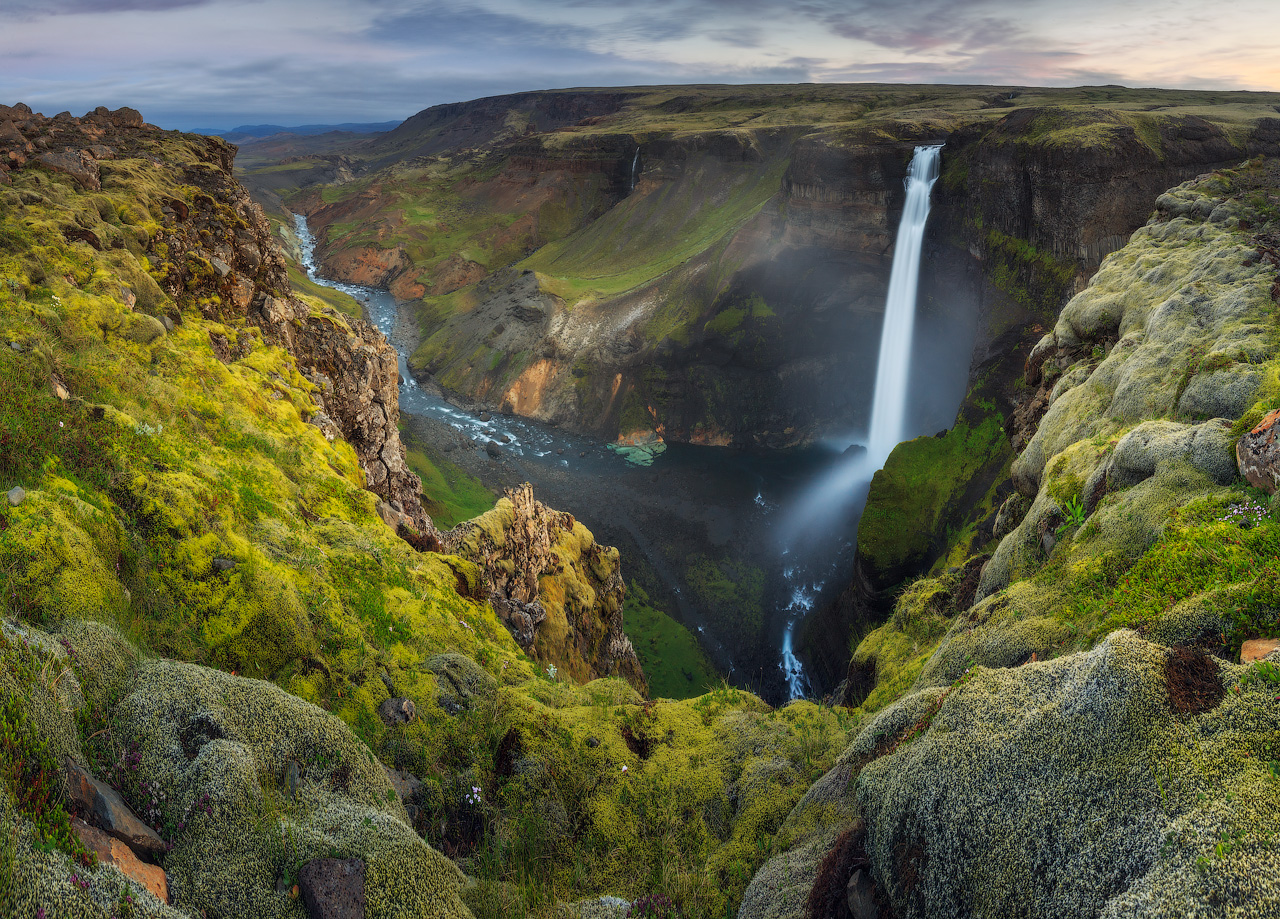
777,144,943,700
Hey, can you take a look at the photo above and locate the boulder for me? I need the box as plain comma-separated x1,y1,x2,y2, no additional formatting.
71,817,169,904
7,485,24,506
1241,638,1280,663
1109,419,1236,490
299,858,366,919
376,696,416,726
382,765,423,803
1237,408,1280,494
35,149,101,190
846,868,878,919
64,758,167,857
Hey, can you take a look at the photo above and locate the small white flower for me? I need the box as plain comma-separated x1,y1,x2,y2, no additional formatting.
620,765,628,773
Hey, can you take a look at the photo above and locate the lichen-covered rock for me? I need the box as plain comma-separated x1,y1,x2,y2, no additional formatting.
96,645,472,919
855,631,1280,919
1108,419,1236,490
425,652,497,715
445,484,646,692
1010,180,1275,496
1236,407,1280,494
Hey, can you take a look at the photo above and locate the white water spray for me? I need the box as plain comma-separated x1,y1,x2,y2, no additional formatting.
776,144,943,699
629,147,640,192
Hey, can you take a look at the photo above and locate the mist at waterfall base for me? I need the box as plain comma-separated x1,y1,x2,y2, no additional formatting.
779,145,948,698
293,140,974,703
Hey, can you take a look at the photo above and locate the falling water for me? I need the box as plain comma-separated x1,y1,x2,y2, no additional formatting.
629,148,640,192
777,143,944,700
865,144,944,465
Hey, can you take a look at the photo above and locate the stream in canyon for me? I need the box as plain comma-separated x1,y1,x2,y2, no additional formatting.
295,157,960,702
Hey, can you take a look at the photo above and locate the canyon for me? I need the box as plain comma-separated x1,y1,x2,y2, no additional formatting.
253,84,1280,696
3,87,1280,919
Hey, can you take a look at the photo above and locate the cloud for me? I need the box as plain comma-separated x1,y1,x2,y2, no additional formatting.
7,0,216,20
0,0,1277,129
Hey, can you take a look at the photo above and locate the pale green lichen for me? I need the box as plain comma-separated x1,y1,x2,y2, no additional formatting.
855,631,1280,919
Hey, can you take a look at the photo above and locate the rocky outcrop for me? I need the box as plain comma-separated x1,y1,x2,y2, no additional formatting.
0,103,145,189
0,105,434,534
444,484,646,692
1236,408,1280,493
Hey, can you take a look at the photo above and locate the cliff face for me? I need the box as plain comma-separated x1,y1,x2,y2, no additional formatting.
64,109,434,534
740,157,1280,919
284,87,1280,450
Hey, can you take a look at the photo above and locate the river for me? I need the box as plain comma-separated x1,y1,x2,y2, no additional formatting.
291,212,964,703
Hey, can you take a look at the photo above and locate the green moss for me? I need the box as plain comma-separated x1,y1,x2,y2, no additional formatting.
858,415,1008,587
685,555,766,641
623,582,720,700
982,226,1077,316
403,441,496,529
0,626,89,863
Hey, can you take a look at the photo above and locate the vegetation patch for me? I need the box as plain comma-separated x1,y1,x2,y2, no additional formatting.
622,583,720,700
1164,647,1225,715
859,415,1008,589
403,441,496,529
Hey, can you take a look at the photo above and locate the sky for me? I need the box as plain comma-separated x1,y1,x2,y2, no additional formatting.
2,0,1278,130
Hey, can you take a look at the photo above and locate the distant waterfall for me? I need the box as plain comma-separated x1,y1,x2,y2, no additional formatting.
776,144,943,700
865,144,943,465
629,147,640,192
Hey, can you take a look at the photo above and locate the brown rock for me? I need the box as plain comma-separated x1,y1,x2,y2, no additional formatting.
299,858,365,919
376,697,416,726
64,759,166,857
429,254,486,296
382,765,423,803
71,818,169,904
63,226,102,250
1241,639,1280,663
0,120,25,145
35,149,101,190
1237,409,1280,494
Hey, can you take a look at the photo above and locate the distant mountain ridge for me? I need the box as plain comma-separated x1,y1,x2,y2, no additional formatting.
194,120,402,139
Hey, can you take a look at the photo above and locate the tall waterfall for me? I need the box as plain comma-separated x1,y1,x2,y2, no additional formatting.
776,143,943,700
865,143,943,466
629,147,640,192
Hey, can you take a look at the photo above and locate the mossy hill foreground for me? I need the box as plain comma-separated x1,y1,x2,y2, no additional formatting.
0,105,847,919
0,102,1277,919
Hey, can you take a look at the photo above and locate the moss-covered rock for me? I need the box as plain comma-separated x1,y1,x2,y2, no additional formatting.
1011,179,1276,496
855,631,1280,919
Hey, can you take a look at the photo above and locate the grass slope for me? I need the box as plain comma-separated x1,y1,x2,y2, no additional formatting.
623,582,720,700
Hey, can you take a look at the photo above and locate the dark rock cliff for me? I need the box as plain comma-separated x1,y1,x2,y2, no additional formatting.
361,100,1280,454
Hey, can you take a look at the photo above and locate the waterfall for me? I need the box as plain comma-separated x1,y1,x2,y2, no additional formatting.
629,147,640,193
775,144,943,700
865,143,943,466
